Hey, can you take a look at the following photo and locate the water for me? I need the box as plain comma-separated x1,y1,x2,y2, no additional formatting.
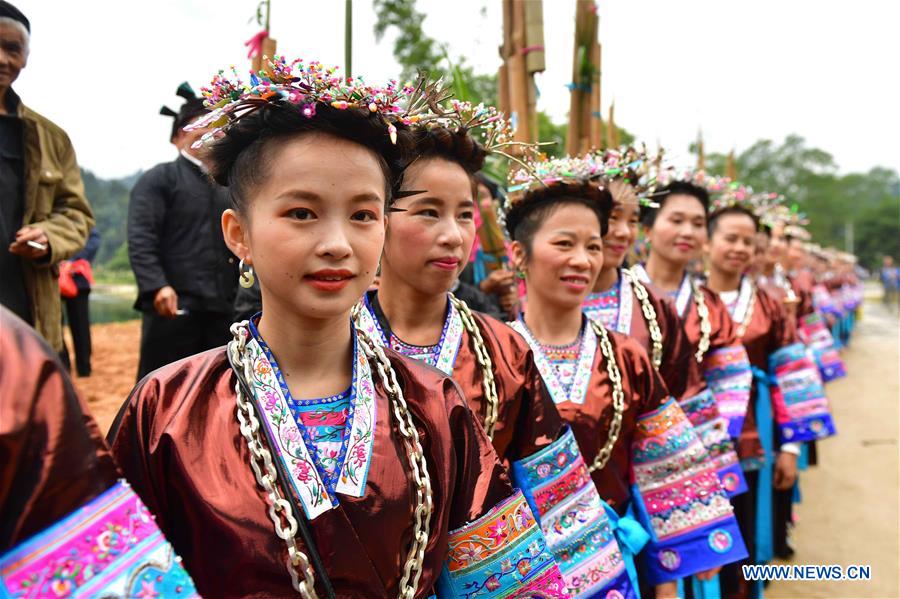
88,286,139,324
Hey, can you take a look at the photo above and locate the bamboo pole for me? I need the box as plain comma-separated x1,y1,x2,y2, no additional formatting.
498,0,543,144
345,0,353,77
566,0,599,156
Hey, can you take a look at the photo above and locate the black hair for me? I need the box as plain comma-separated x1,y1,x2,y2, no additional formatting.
641,181,710,227
206,102,411,215
707,205,760,237
506,182,612,257
396,125,487,200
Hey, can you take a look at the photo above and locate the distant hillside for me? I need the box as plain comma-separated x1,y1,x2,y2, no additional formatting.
81,168,141,270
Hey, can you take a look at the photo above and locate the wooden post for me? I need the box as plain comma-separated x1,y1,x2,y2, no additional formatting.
345,0,353,77
498,0,544,144
566,0,599,156
589,40,602,149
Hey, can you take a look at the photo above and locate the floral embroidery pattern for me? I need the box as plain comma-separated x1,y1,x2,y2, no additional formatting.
245,336,332,519
510,318,597,406
439,491,567,598
248,320,378,514
358,294,463,375
582,270,633,335
512,428,633,597
0,481,199,598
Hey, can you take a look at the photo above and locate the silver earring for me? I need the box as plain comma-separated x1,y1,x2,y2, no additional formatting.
238,258,255,289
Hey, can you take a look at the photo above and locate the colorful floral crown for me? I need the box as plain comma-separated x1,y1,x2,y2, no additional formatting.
759,202,809,232
184,56,448,147
505,145,661,207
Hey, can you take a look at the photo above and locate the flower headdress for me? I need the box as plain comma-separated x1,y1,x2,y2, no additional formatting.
499,147,660,237
759,202,810,234
505,145,662,209
185,56,447,148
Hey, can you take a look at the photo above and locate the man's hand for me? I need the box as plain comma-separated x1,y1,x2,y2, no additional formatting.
479,269,515,295
153,286,179,319
655,581,679,598
8,227,49,260
774,451,799,490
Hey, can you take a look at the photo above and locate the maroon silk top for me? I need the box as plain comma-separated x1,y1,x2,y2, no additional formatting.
552,331,670,512
454,311,563,463
108,347,512,598
0,308,120,552
626,280,706,400
733,286,799,459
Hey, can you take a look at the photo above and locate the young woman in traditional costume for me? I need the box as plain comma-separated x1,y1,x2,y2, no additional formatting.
704,201,836,595
503,157,748,597
0,306,199,597
631,178,754,444
354,104,636,597
582,150,746,502
108,60,566,598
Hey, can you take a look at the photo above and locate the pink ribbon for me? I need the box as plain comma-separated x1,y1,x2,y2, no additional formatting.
245,30,269,59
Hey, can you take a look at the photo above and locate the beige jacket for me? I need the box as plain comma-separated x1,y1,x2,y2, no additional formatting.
15,97,94,351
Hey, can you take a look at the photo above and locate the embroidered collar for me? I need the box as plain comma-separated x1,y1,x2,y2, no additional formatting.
356,292,464,376
584,269,633,335
722,277,754,326
510,317,597,405
631,263,692,317
244,317,378,519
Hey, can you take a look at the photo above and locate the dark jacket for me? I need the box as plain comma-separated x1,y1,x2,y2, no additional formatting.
127,155,237,314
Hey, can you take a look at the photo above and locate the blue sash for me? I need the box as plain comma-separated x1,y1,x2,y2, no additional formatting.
603,502,650,597
750,367,775,599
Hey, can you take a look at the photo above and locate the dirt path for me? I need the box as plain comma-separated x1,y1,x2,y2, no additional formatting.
768,299,900,598
68,319,141,434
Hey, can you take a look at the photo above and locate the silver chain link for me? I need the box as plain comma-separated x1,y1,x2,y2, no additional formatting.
586,320,625,473
228,322,319,598
623,269,663,370
449,295,500,438
355,331,433,599
227,321,433,599
692,278,712,363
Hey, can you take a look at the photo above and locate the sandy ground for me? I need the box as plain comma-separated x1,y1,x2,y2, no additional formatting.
768,298,900,598
67,319,141,434
70,296,900,596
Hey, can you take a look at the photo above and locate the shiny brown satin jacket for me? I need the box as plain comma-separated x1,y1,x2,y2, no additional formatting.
441,310,562,463
108,347,513,598
0,308,119,552
551,331,670,511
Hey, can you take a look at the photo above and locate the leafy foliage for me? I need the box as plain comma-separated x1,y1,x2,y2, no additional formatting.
704,136,900,269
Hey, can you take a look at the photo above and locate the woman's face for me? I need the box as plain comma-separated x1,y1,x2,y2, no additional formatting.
513,203,604,312
766,223,786,266
603,186,640,270
646,193,707,267
708,212,758,277
224,133,387,321
382,158,476,297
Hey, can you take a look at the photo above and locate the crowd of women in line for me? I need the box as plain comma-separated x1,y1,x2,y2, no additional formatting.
0,58,862,599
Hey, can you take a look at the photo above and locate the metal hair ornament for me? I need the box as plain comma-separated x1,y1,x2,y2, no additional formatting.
184,56,442,148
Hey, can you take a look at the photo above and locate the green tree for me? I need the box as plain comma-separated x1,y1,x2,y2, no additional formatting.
703,136,900,269
373,0,496,105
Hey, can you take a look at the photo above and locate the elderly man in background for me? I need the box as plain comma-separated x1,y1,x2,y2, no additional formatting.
0,1,94,353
